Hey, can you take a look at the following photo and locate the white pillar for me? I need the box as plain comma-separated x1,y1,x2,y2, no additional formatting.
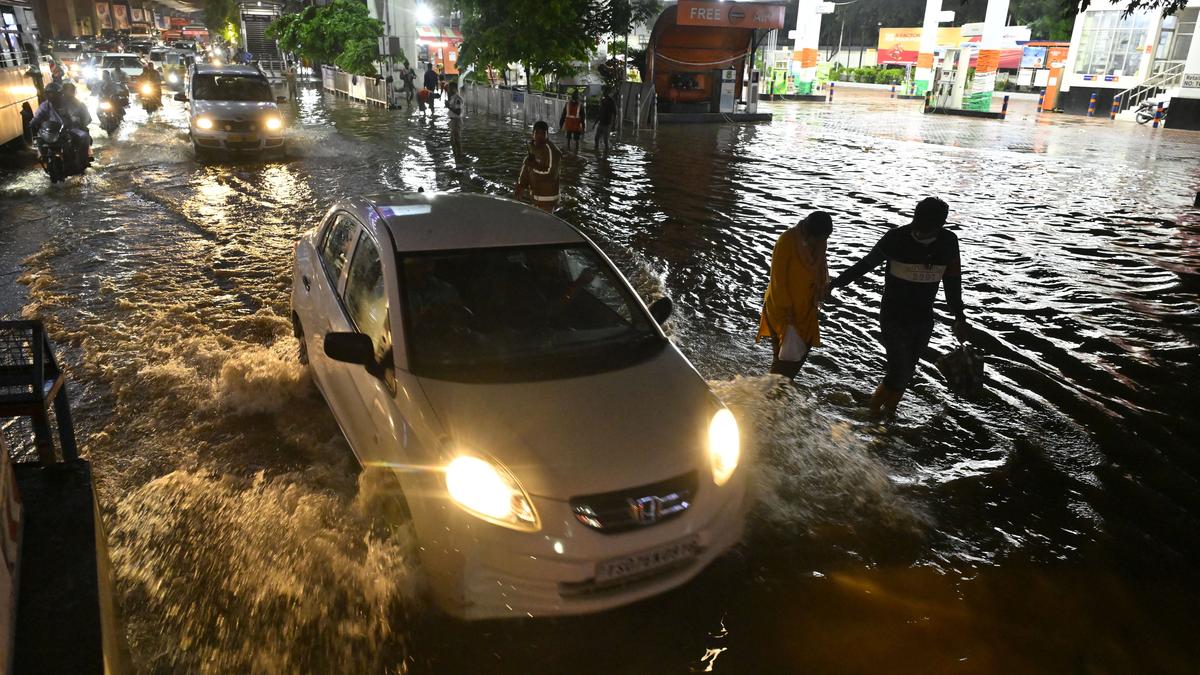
913,0,942,95
791,0,821,95
964,0,1010,111
370,0,418,74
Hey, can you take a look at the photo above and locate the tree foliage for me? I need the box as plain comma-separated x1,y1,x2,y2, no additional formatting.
267,0,385,76
203,0,240,37
456,0,663,77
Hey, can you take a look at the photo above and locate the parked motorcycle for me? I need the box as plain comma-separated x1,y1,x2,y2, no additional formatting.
138,80,161,113
35,121,87,183
1135,100,1169,125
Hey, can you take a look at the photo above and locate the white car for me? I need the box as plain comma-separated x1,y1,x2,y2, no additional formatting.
290,193,747,619
96,52,144,81
175,64,286,158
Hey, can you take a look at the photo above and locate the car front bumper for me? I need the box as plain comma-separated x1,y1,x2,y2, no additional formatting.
192,129,285,153
407,468,747,620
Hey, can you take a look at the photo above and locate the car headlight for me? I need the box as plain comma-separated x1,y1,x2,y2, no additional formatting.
168,73,179,83
445,455,539,531
708,408,740,486
264,116,282,131
195,116,213,130
99,100,112,111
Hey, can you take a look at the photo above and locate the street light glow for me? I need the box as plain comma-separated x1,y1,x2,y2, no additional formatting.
415,4,434,24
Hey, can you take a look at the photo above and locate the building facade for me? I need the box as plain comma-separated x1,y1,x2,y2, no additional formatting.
1060,0,1200,129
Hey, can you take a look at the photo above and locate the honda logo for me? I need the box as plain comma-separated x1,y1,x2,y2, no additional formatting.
628,495,664,525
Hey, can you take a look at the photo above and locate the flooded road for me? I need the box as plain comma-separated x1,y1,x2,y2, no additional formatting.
2,86,1199,673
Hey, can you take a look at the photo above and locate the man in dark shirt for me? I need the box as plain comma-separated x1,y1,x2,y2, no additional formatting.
827,197,969,415
594,88,617,152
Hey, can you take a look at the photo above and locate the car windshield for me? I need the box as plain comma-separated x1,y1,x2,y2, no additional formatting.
192,74,273,101
101,56,142,69
401,244,665,382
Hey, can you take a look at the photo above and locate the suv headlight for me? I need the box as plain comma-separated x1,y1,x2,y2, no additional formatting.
708,408,740,486
195,116,213,129
445,455,539,531
264,115,282,131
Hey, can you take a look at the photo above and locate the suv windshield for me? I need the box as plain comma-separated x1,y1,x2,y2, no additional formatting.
193,74,273,102
402,244,664,382
101,55,142,69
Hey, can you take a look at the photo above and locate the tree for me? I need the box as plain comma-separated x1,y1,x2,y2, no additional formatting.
203,0,240,41
457,0,607,81
267,0,385,76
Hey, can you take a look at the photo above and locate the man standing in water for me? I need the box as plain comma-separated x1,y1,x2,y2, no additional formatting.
827,197,969,416
514,120,562,212
445,81,464,150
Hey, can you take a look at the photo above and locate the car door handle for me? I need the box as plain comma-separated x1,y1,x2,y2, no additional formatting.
302,274,311,292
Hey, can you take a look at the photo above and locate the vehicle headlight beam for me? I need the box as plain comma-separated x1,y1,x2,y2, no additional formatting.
445,455,539,531
708,408,740,486
196,117,213,130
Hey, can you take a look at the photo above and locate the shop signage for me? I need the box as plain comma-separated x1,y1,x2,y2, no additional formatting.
677,1,786,30
1182,73,1200,89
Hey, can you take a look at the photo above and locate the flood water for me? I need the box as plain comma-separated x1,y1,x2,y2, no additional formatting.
2,86,1199,673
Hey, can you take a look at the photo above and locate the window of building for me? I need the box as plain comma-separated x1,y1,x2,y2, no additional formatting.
1073,10,1153,77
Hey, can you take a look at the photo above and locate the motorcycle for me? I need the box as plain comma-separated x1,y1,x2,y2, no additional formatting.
97,97,123,135
35,121,87,183
1135,100,1169,125
138,79,162,113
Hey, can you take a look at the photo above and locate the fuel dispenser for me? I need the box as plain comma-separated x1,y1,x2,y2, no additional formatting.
746,70,761,113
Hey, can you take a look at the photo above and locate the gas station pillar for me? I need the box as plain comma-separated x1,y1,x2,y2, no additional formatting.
791,0,821,96
964,0,1010,111
912,0,942,96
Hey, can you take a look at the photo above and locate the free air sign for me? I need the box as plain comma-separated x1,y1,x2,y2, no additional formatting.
677,1,787,30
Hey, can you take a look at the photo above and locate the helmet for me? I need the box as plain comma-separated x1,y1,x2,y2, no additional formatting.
44,82,63,95
61,82,77,96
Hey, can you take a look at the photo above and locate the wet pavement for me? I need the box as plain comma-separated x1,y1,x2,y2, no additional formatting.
2,85,1199,673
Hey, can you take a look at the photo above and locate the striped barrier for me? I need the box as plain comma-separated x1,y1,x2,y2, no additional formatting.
1087,91,1097,117
890,84,896,98
1153,103,1164,128
828,81,835,102
1110,94,1121,120
1001,95,1010,119
1037,89,1046,111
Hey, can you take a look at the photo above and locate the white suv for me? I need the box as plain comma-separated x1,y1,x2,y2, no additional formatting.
176,64,286,158
291,192,747,619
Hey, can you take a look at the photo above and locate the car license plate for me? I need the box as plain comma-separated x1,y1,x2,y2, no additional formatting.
595,535,699,584
227,134,241,142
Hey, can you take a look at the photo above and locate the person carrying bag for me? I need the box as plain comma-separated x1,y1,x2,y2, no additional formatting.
756,211,833,380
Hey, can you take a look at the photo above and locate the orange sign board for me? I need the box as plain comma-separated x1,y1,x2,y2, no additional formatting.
677,1,786,30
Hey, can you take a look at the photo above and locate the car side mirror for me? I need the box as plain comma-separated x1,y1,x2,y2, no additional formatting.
276,96,287,103
173,92,187,102
649,297,673,325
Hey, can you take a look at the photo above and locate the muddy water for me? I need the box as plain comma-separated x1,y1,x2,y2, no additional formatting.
1,87,1199,673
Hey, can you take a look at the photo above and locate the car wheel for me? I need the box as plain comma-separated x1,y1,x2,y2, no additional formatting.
292,313,308,365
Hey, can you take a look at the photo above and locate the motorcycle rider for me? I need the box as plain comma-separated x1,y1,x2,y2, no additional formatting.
30,82,93,172
140,64,163,104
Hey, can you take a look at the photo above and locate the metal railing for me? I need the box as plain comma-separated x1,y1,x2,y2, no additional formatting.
462,84,570,130
320,65,389,107
1114,62,1186,115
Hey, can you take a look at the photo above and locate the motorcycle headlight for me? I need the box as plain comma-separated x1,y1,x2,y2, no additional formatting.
708,408,740,486
140,83,153,95
99,100,113,111
264,116,282,131
168,73,179,83
195,116,213,130
444,455,539,531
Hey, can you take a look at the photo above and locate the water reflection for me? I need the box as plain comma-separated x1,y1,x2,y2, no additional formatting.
1,86,1198,672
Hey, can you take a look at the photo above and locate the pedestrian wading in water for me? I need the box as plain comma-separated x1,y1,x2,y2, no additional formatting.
827,197,969,417
757,211,833,379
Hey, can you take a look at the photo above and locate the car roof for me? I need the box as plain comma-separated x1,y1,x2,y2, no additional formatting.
359,193,586,252
192,64,263,77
